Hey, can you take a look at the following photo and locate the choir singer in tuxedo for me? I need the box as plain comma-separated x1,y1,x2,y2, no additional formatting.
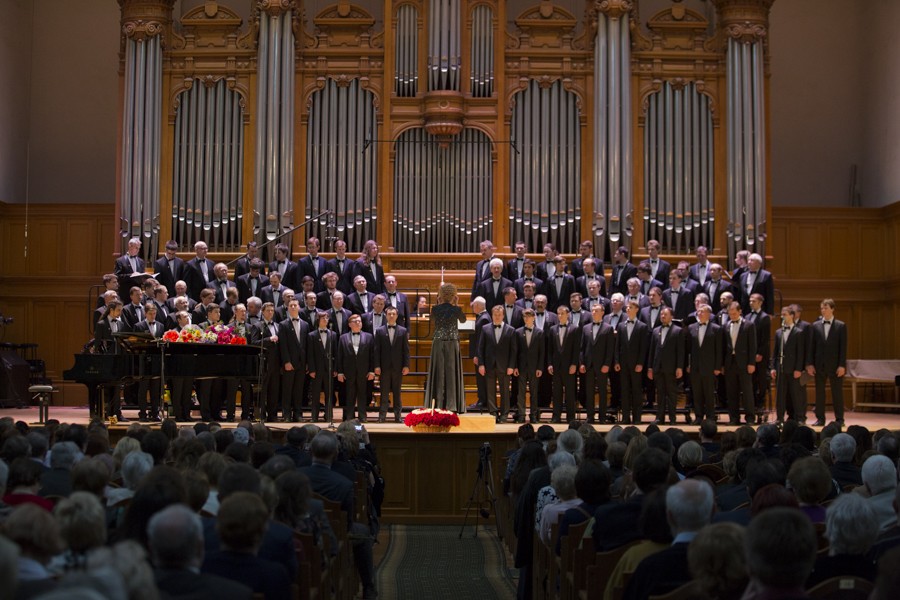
580,304,615,424
477,305,518,423
806,298,847,426
337,314,375,422
647,307,685,425
279,299,310,422
615,300,649,425
686,305,722,422
514,308,545,424
548,305,582,424
374,306,410,423
771,306,807,423
307,311,338,423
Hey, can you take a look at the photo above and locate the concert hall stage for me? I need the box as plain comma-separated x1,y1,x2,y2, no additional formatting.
4,405,899,523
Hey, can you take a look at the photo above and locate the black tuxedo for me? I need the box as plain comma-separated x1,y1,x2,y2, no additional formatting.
166,296,197,313
315,288,339,310
616,319,650,424
307,327,338,422
374,324,410,420
534,260,560,283
121,302,146,329
278,317,310,420
622,294,649,310
233,254,265,280
582,295,610,314
298,255,328,292
646,259,671,289
771,325,807,421
472,256,508,297
133,319,163,338
514,276,544,300
661,286,695,321
269,259,300,292
515,326,545,421
575,274,607,299
477,322,518,419
470,310,492,407
533,311,559,335
704,278,735,314
346,291,376,315
807,318,847,421
94,316,128,418
689,261,712,287
514,297,537,311
567,309,588,329
609,262,638,297
501,304,525,329
569,256,597,280
252,319,282,420
548,323,582,422
208,279,237,305
114,254,147,289
152,255,184,296
153,300,171,325
383,290,409,327
477,277,514,311
337,331,375,420
325,256,358,294
746,309,771,410
259,285,287,308
236,272,269,304
738,268,775,314
184,257,216,301
580,321,615,421
544,274,577,313
133,319,164,418
361,311,388,335
507,257,528,281
649,324,685,422
688,321,723,420
638,276,664,296
328,308,353,338
639,304,664,331
355,258,384,294
723,318,757,422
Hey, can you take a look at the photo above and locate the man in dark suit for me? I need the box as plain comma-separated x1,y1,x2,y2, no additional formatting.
533,295,559,414
307,311,338,423
647,307,685,425
723,301,757,425
580,304,615,424
300,432,377,599
251,303,281,422
806,298,848,426
361,295,388,334
337,314,375,421
623,480,715,600
114,237,147,289
297,236,327,293
151,285,171,326
300,291,320,328
501,287,525,329
278,299,309,422
208,262,237,305
325,239,358,295
569,240,596,280
548,305,582,424
575,257,606,299
616,300,650,424
645,240,671,289
535,242,561,283
471,239,506,298
134,303,164,421
514,309,545,424
747,292,772,421
609,246,638,298
639,287,665,331
382,274,409,327
259,271,288,308
149,504,254,600
507,240,529,281
662,269,695,322
477,258,513,311
182,241,216,301
544,256,576,313
327,292,353,338
268,243,299,292
568,293,588,328
122,286,147,330
703,263,734,314
94,299,128,421
346,275,376,315
152,240,184,296
236,258,269,304
582,279,610,314
514,260,544,302
771,306,807,423
687,304,723,422
688,245,712,288
636,262,664,297
375,306,410,423
623,278,649,310
477,305,518,423
315,271,341,310
468,297,491,411
232,240,263,280
738,252,775,314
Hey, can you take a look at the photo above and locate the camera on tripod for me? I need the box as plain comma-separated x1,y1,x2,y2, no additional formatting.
479,441,492,461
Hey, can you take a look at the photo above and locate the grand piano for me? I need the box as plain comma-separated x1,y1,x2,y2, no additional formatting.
64,333,263,414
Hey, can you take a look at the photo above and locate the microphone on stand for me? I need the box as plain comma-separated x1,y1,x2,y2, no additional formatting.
324,211,338,248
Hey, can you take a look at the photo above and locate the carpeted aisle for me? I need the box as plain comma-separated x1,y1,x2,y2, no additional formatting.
375,524,517,599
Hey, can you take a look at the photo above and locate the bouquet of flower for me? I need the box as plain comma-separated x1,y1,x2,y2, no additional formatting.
161,324,246,345
404,408,461,432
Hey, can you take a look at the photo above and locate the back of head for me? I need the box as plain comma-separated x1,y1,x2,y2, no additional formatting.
756,424,779,448
830,432,857,463
309,430,339,463
121,465,186,546
121,451,154,491
575,460,612,506
7,455,43,490
217,462,261,501
677,441,703,471
550,465,578,501
862,454,898,496
699,419,717,440
787,456,831,505
3,503,62,562
633,448,672,494
147,503,203,569
745,458,786,498
557,428,583,458
72,457,110,498
665,479,714,534
745,507,817,588
548,450,576,473
688,523,748,599
286,426,308,448
141,431,170,465
53,491,107,552
647,431,673,456
825,493,879,555
217,491,269,552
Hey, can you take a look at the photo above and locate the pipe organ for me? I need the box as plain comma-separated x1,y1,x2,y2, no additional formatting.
116,0,775,264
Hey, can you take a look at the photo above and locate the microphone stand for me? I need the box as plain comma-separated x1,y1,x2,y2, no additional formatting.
224,210,333,268
325,333,335,427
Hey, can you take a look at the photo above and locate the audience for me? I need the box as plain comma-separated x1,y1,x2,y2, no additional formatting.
742,508,818,599
687,522,748,600
862,454,898,531
806,492,878,587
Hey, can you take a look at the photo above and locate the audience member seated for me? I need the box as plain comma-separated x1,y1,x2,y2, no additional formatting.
202,492,291,600
535,451,576,532
623,479,716,599
539,464,579,547
149,503,253,600
3,457,54,511
742,507,817,600
829,433,862,489
868,484,900,561
862,454,898,532
715,448,765,511
48,491,107,575
686,522,748,600
870,546,900,600
677,440,704,475
714,457,786,525
275,426,312,468
787,456,832,523
755,424,781,459
806,493,878,588
749,483,799,518
698,419,721,463
3,503,63,598
273,470,338,558
556,459,612,554
39,441,81,499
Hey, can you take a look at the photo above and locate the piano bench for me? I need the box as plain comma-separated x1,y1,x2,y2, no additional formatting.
29,385,55,424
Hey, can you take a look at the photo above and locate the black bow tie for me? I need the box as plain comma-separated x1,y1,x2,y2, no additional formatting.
292,318,299,322
670,290,678,294
494,324,502,328
650,260,657,264
388,326,395,329
662,325,670,328
732,320,741,325
559,324,568,328
824,320,832,325
278,261,285,265
352,332,360,336
783,327,791,332
525,328,533,332
506,305,514,310
389,293,396,296
319,330,327,334
555,275,563,278
699,323,707,327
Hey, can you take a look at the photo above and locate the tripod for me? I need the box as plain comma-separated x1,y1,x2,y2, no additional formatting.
459,443,502,539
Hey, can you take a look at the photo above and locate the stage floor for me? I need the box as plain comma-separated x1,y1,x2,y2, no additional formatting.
3,405,899,435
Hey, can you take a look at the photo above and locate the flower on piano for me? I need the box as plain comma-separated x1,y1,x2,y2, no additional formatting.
162,324,247,345
162,330,180,343
230,336,247,345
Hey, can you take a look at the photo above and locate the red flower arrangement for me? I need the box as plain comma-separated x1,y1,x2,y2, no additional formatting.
404,408,460,432
162,325,247,345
